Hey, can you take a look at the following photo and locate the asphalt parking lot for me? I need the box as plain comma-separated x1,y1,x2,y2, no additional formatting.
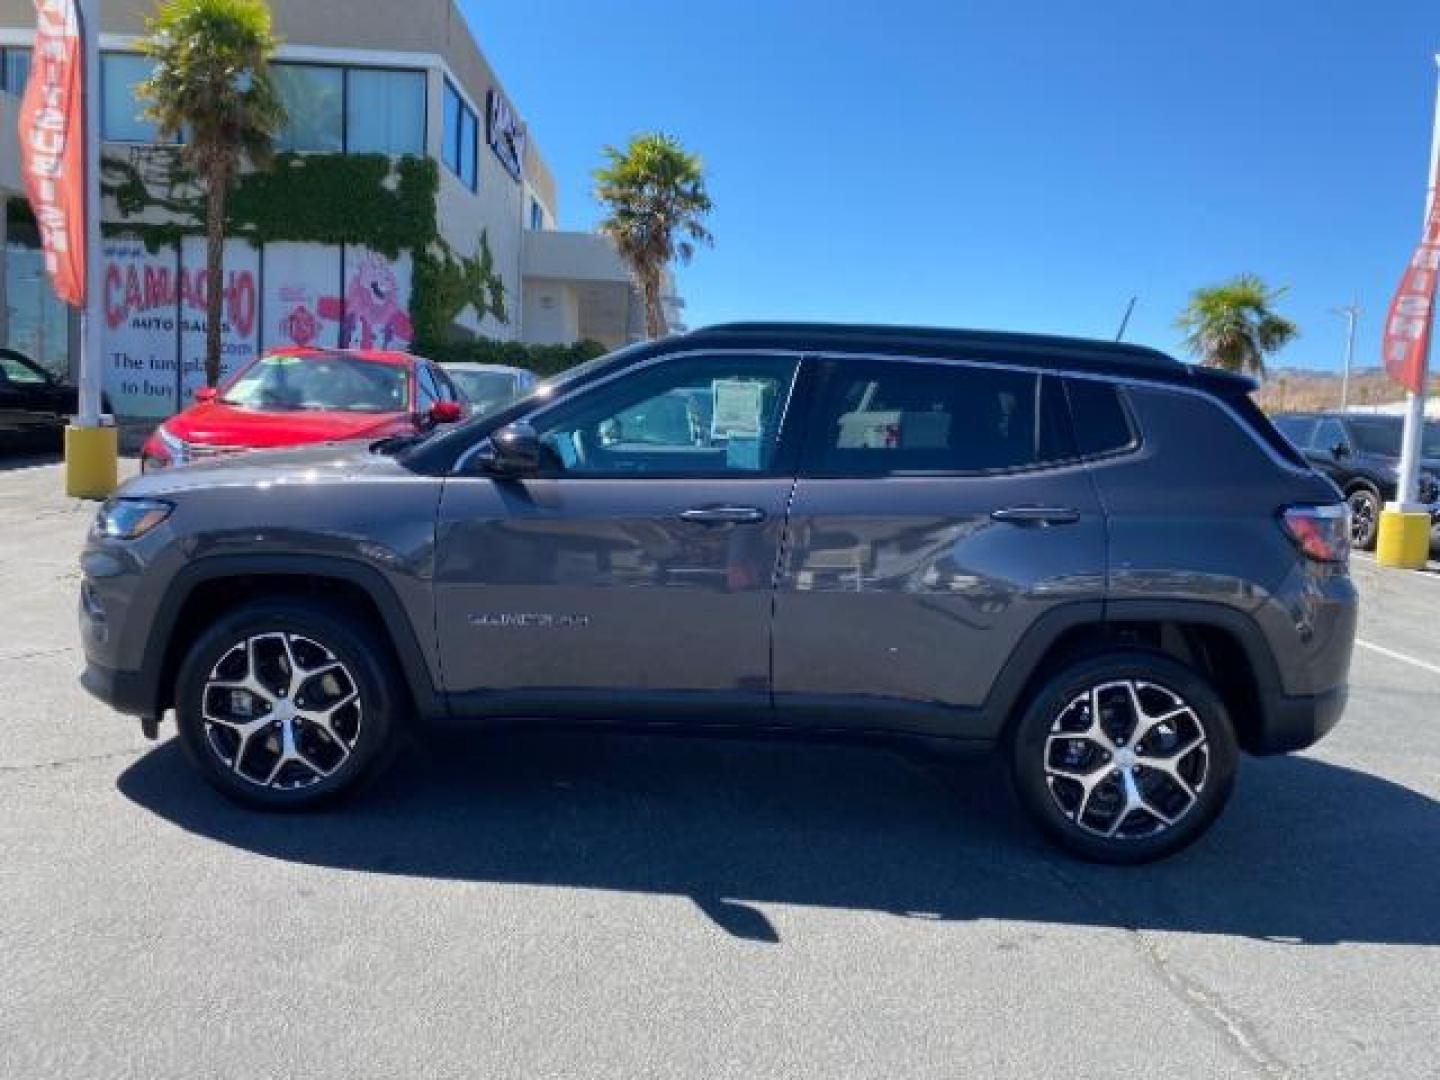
1,455,1438,1079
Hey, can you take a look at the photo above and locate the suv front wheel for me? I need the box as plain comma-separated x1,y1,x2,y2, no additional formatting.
1346,485,1381,551
174,599,402,809
1009,651,1238,864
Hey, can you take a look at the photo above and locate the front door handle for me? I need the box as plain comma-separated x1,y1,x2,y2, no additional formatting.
990,506,1081,527
679,506,768,526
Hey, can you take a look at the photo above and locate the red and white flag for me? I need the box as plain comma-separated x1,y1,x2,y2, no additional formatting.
16,0,86,307
1381,194,1440,394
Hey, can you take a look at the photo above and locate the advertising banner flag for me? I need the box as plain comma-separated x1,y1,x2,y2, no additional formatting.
17,0,86,306
1381,196,1440,394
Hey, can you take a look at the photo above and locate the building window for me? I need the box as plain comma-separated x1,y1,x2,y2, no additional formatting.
1,47,30,96
346,68,425,155
101,53,164,142
272,63,344,153
529,198,544,230
441,78,478,191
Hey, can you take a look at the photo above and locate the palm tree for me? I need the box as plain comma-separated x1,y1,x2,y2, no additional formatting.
137,0,284,386
594,133,713,340
1176,274,1298,376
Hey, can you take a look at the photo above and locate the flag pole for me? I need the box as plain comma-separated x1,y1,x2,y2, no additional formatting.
63,0,116,497
1393,55,1440,510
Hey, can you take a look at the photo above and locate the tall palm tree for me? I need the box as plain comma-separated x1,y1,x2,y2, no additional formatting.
594,133,713,340
137,0,284,386
1176,274,1298,376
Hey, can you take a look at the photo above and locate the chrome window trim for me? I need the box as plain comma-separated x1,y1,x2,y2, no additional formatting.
452,345,1312,479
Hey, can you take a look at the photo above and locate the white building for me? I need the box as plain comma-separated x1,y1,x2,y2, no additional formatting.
0,0,676,418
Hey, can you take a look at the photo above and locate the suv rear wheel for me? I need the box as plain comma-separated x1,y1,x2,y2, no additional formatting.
1009,651,1238,864
174,600,402,809
1346,485,1381,551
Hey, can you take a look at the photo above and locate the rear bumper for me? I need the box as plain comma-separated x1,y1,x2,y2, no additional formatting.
1251,684,1348,755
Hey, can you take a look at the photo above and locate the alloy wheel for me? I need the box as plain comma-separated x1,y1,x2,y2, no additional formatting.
201,632,363,790
1043,679,1210,840
1348,492,1377,547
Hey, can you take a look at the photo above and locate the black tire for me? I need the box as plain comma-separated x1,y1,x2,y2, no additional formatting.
1009,650,1238,864
174,599,403,810
1346,485,1381,551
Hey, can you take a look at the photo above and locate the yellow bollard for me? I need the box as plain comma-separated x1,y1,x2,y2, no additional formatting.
1375,508,1432,569
64,424,119,500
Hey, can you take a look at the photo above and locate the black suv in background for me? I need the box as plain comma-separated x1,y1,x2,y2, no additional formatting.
1273,411,1440,550
79,324,1358,863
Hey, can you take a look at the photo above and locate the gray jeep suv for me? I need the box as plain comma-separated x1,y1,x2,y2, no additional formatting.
79,323,1357,862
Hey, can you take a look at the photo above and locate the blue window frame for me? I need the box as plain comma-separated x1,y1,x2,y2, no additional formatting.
441,77,478,191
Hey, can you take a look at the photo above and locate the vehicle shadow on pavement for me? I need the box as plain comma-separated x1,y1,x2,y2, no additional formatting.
118,730,1440,947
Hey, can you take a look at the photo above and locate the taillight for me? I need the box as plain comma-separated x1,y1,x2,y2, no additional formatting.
1281,504,1350,563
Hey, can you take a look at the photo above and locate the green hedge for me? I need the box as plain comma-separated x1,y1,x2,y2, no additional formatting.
420,338,610,378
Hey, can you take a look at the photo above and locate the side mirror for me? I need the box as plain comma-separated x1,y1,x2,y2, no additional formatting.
429,400,463,425
1331,442,1349,459
476,421,541,476
194,386,218,404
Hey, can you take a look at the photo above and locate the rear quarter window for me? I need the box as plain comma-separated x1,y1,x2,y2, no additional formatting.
1064,378,1137,457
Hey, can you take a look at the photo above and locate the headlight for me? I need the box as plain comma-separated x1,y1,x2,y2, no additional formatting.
95,498,174,540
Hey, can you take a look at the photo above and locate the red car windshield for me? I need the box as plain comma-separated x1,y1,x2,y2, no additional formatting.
221,354,410,414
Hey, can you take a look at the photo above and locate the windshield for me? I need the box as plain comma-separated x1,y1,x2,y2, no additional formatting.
449,370,521,414
221,353,409,414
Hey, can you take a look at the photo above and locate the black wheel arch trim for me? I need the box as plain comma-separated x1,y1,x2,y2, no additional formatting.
138,554,445,721
979,597,1284,739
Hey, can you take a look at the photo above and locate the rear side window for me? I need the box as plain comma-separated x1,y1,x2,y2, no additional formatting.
1064,378,1136,457
804,360,1073,475
1272,415,1318,450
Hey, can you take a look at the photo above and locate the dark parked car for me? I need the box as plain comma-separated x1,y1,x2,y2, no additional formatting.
0,347,105,448
1272,411,1440,549
79,323,1357,863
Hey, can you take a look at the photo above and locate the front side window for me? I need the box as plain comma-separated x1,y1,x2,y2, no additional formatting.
221,353,409,414
1312,418,1350,455
272,63,343,152
805,359,1072,476
102,53,162,142
346,68,424,155
532,355,800,476
1347,418,1403,457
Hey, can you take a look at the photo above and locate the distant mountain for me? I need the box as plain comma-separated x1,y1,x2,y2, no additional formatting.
1253,368,1439,414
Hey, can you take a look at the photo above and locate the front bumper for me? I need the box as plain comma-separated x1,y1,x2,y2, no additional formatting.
1251,684,1348,755
80,660,154,719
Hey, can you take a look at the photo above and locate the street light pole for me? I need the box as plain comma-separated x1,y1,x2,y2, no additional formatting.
1330,302,1360,412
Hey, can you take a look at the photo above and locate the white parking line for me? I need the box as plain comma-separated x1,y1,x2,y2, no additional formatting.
1356,639,1440,678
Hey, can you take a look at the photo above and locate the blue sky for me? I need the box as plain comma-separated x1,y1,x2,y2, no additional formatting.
463,0,1440,371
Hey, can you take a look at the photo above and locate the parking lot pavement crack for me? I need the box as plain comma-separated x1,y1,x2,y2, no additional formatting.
0,645,78,664
1042,862,1295,1079
0,747,146,775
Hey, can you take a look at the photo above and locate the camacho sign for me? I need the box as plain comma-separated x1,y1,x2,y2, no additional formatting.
486,89,525,183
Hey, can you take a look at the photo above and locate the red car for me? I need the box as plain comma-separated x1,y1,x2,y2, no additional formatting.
141,348,464,472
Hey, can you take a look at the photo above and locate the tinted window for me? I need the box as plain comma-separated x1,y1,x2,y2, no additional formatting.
1347,418,1403,457
273,64,343,152
1066,378,1135,457
2,48,30,96
346,68,425,155
533,355,799,476
415,365,441,410
102,53,162,142
1273,415,1318,449
806,361,1072,475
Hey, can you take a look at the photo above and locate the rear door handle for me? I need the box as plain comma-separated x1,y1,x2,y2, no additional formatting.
990,506,1081,526
679,506,768,526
